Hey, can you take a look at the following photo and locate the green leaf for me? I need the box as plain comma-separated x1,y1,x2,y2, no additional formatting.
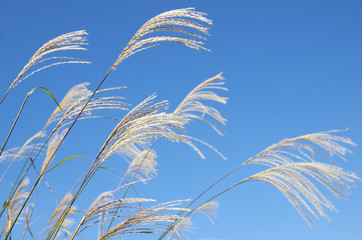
44,155,90,174
98,166,112,170
32,86,64,114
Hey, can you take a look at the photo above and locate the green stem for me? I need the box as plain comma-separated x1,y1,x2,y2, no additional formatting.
0,88,11,105
0,92,31,157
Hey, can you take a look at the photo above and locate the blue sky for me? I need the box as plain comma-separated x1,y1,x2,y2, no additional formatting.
0,1,362,239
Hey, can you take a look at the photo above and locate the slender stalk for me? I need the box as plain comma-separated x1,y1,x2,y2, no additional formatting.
21,178,41,239
0,88,11,105
0,92,31,157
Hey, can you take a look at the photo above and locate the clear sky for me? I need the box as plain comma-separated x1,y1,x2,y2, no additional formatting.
0,1,361,239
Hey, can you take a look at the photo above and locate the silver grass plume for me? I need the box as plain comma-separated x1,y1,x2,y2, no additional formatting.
69,180,151,239
123,146,158,183
241,130,360,226
1,178,29,237
168,201,219,240
17,131,44,157
77,198,155,237
97,94,204,164
174,73,227,135
170,73,228,159
0,131,43,164
98,199,189,240
45,82,92,127
88,191,115,216
46,193,76,240
247,162,357,226
195,201,219,224
1,30,90,103
243,130,356,166
111,8,212,70
0,131,44,181
168,217,195,240
46,83,128,131
41,128,68,173
114,74,227,191
0,147,20,164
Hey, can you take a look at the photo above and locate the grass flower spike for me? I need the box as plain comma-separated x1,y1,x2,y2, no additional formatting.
125,148,158,183
1,30,90,104
46,193,76,240
46,83,128,131
111,8,212,69
174,73,227,135
247,162,358,226
41,128,68,173
98,199,189,240
1,178,29,238
236,131,360,227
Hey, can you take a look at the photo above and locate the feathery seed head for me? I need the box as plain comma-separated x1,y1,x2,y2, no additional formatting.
168,217,195,240
245,130,356,167
46,82,92,127
112,8,212,69
98,199,189,240
174,73,227,135
42,128,68,173
1,178,30,236
2,30,90,103
168,201,219,239
47,192,76,240
0,131,44,164
248,162,359,226
97,94,190,164
0,132,44,181
195,201,219,224
48,83,128,131
242,130,360,226
126,148,158,183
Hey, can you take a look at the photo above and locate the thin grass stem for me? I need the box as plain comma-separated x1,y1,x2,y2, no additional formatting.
0,92,31,158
